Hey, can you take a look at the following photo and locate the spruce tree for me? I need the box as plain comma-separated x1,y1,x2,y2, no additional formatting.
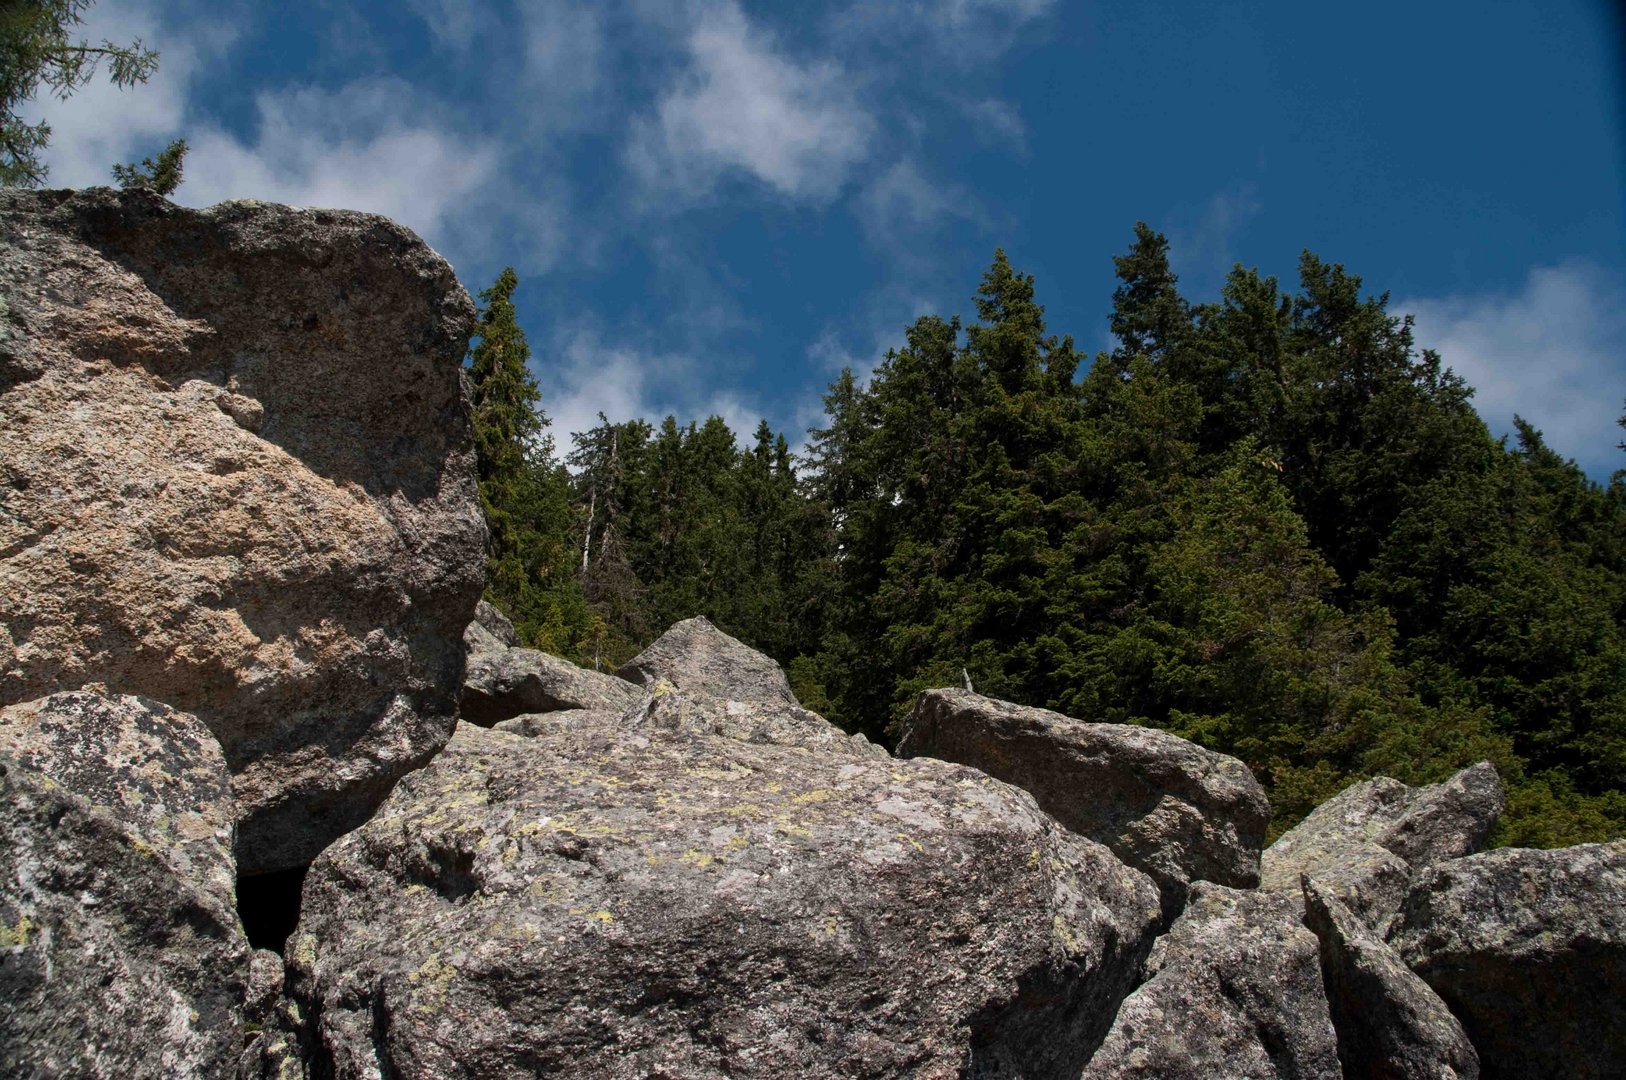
466,268,589,653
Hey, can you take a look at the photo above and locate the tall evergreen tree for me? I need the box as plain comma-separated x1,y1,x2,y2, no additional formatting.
466,268,590,653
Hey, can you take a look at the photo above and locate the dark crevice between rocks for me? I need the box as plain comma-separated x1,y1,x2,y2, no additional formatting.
967,925,1156,1080
238,863,310,954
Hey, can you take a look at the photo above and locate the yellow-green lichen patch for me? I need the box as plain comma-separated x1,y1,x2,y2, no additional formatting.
0,914,35,948
409,954,457,1009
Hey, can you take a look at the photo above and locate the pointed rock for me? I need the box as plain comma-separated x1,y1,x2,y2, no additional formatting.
618,616,799,708
461,605,645,725
1261,762,1504,932
626,681,884,758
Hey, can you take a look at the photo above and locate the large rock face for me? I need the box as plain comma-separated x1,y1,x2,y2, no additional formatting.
0,187,485,872
0,692,250,1078
286,720,1163,1078
1082,884,1342,1079
898,689,1269,909
1261,762,1504,932
1389,842,1626,1080
461,601,646,725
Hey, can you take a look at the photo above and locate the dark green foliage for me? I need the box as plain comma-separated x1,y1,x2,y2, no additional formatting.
112,137,185,194
466,269,592,655
1,0,159,186
476,235,1622,847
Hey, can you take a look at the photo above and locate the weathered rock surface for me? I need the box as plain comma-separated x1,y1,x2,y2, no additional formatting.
0,187,485,873
1261,762,1504,932
627,680,886,758
1081,883,1342,1079
1301,875,1479,1079
287,720,1163,1078
0,692,250,1078
462,602,645,725
898,689,1268,908
1390,842,1626,1079
0,691,238,908
491,708,623,736
617,615,799,707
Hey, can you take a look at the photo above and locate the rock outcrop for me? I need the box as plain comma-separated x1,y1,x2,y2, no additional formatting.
1082,883,1342,1079
0,188,485,872
1389,842,1626,1079
0,692,250,1078
1301,875,1479,1079
898,689,1269,909
1261,762,1504,932
285,720,1163,1078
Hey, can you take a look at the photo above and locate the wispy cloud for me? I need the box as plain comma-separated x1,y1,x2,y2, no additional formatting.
1165,181,1263,295
857,158,983,253
1400,260,1626,480
539,324,774,452
962,97,1028,152
832,0,1056,63
626,0,873,204
519,0,608,132
179,80,501,256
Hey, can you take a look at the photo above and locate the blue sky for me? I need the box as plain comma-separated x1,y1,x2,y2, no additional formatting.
36,0,1626,477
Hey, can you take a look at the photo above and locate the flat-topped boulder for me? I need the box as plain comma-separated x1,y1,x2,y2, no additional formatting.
898,688,1268,909
1261,762,1505,932
0,187,486,873
461,602,645,724
286,721,1162,1078
1389,841,1626,1079
0,692,250,1078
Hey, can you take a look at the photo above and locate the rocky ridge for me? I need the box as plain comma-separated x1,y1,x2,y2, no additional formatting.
2,191,1622,1079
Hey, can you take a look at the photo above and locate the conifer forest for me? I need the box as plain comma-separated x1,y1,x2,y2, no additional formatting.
470,226,1626,845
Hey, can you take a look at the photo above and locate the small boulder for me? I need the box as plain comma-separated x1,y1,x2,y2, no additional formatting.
0,692,250,1078
898,688,1268,909
1389,841,1626,1080
617,616,799,707
1301,875,1479,1079
286,721,1163,1078
1082,883,1342,1079
1261,762,1504,932
461,607,645,725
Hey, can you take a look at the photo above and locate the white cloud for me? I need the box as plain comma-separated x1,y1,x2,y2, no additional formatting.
1399,260,1626,480
178,80,501,256
627,0,873,203
34,0,233,189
